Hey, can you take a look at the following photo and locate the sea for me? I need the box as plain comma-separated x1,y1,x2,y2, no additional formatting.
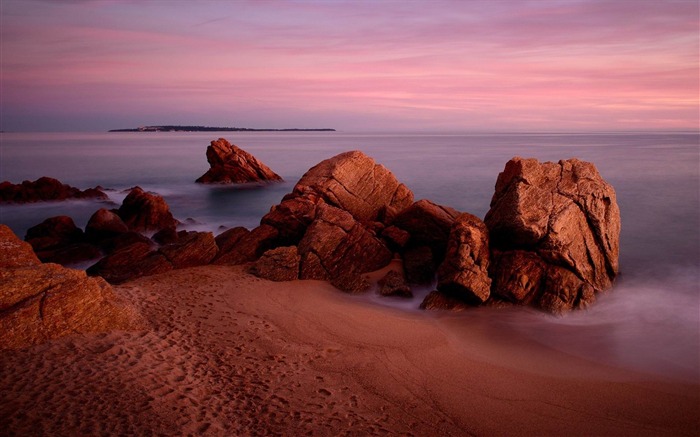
1,131,698,382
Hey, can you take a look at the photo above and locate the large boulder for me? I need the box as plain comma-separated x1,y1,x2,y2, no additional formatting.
87,242,173,284
485,157,620,313
195,138,283,184
85,208,129,242
0,225,140,350
0,177,107,203
284,150,413,224
158,231,218,269
249,246,300,282
435,213,491,304
117,187,178,232
24,216,101,265
298,203,393,293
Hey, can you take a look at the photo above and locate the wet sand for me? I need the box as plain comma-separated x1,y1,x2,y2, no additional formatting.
1,265,698,436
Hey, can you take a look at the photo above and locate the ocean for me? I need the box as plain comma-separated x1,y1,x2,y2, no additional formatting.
1,131,698,382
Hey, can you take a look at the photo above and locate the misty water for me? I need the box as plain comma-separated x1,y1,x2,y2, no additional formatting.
1,131,698,382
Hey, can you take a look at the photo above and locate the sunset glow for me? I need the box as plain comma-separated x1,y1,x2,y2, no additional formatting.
1,0,698,132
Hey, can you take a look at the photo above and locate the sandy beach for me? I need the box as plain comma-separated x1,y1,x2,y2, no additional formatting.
1,264,697,436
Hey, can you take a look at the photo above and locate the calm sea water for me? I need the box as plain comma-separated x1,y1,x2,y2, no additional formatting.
1,131,698,382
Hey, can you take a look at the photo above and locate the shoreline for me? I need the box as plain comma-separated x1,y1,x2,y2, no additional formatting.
2,265,697,436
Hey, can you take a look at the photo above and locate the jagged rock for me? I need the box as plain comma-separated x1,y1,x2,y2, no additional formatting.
151,227,179,245
249,246,300,282
420,290,471,311
117,187,178,232
158,231,218,269
377,270,412,298
381,225,411,251
24,216,101,265
298,204,392,293
436,213,491,304
213,225,279,265
260,197,319,246
195,138,283,184
285,150,413,224
485,157,620,314
87,242,172,284
402,245,436,285
0,225,140,350
0,177,107,203
393,199,461,260
85,208,129,242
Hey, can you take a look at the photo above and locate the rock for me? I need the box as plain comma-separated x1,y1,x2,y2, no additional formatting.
436,213,491,304
0,225,40,268
213,225,279,265
298,204,392,293
381,225,411,251
24,216,101,265
0,225,139,350
377,270,412,298
195,138,283,184
158,231,218,269
0,177,107,203
117,187,178,232
260,197,319,246
87,242,173,284
285,150,413,224
393,199,461,260
213,226,251,256
402,246,436,285
485,157,620,313
249,246,300,282
151,227,179,245
420,290,471,311
85,208,129,242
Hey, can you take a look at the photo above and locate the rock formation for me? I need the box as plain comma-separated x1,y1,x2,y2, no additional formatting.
0,177,107,203
24,216,101,265
249,246,300,282
0,225,140,350
117,187,178,232
435,213,491,304
195,138,283,184
377,270,412,298
484,157,620,314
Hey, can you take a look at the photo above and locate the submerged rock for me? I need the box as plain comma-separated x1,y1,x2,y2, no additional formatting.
485,157,620,314
0,225,140,350
196,138,283,184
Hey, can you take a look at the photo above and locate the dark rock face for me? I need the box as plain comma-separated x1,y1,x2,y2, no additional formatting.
485,157,620,314
249,246,300,282
402,246,436,285
0,177,107,203
117,187,178,232
195,138,283,184
298,204,392,293
87,242,172,284
419,290,471,311
85,208,129,242
393,200,461,258
24,216,101,265
213,225,279,265
377,270,412,298
158,231,218,269
0,225,140,350
435,213,491,304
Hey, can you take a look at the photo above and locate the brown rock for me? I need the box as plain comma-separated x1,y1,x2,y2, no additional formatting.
87,242,173,284
195,138,283,184
436,213,491,304
117,187,178,232
249,246,300,282
286,150,413,224
381,225,411,251
24,216,101,265
488,250,546,305
377,270,412,298
85,208,129,242
213,224,279,265
402,246,436,285
0,225,139,350
260,197,319,246
158,231,218,269
0,177,108,203
298,204,392,293
214,227,251,255
0,225,40,268
485,157,620,313
393,199,461,260
420,290,471,311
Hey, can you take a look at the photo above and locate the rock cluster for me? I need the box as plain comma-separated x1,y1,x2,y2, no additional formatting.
0,225,140,350
0,177,107,203
196,138,283,184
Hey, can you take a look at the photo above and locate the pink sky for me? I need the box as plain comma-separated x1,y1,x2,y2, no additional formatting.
1,0,698,132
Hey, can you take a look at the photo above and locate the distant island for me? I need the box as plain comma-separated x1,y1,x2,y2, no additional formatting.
109,125,336,132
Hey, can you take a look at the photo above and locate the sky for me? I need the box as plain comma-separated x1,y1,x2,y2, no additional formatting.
1,0,698,132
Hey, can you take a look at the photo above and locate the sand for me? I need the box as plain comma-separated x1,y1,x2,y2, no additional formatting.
1,265,698,436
